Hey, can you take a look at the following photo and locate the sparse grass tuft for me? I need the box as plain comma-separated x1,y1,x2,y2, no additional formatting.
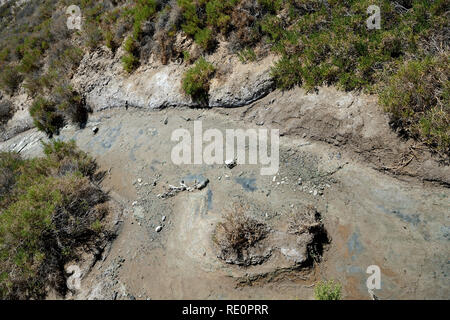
238,48,257,63
314,280,342,300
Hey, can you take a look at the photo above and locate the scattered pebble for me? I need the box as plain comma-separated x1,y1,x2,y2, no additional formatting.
225,159,236,169
162,216,166,222
155,226,163,232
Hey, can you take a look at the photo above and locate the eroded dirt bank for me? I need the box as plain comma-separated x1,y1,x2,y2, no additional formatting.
1,107,448,300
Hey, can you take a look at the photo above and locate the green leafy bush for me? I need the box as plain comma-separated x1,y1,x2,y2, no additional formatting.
380,55,450,154
131,0,157,39
0,65,22,94
271,55,303,90
122,53,139,73
0,152,23,204
0,140,109,300
260,0,449,155
178,0,239,50
258,0,283,14
182,57,215,102
314,280,342,300
194,27,214,50
29,97,64,136
29,77,87,135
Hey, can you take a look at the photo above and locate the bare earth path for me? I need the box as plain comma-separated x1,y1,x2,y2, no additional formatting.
1,107,448,300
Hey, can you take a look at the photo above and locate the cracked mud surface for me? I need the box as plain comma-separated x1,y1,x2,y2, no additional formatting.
1,106,448,300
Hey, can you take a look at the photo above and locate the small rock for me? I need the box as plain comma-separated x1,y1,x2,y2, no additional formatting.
313,190,318,196
137,178,142,184
196,178,209,190
163,116,168,125
225,159,236,169
155,226,163,232
162,216,166,222
92,127,99,134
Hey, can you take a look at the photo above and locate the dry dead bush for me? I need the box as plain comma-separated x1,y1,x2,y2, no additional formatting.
213,204,269,263
288,205,330,263
228,0,262,51
288,205,322,235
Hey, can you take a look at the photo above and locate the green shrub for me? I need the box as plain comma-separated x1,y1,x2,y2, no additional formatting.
255,0,449,155
182,50,191,62
104,30,116,51
0,141,108,299
258,0,283,14
182,57,215,102
42,140,97,178
84,22,104,50
131,0,157,39
0,65,22,94
178,0,237,50
18,49,41,73
53,84,87,125
122,53,139,73
380,55,450,154
0,48,9,64
194,27,214,50
29,97,64,136
206,0,236,33
314,280,342,300
270,55,303,90
178,0,202,36
124,36,137,54
0,152,23,204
